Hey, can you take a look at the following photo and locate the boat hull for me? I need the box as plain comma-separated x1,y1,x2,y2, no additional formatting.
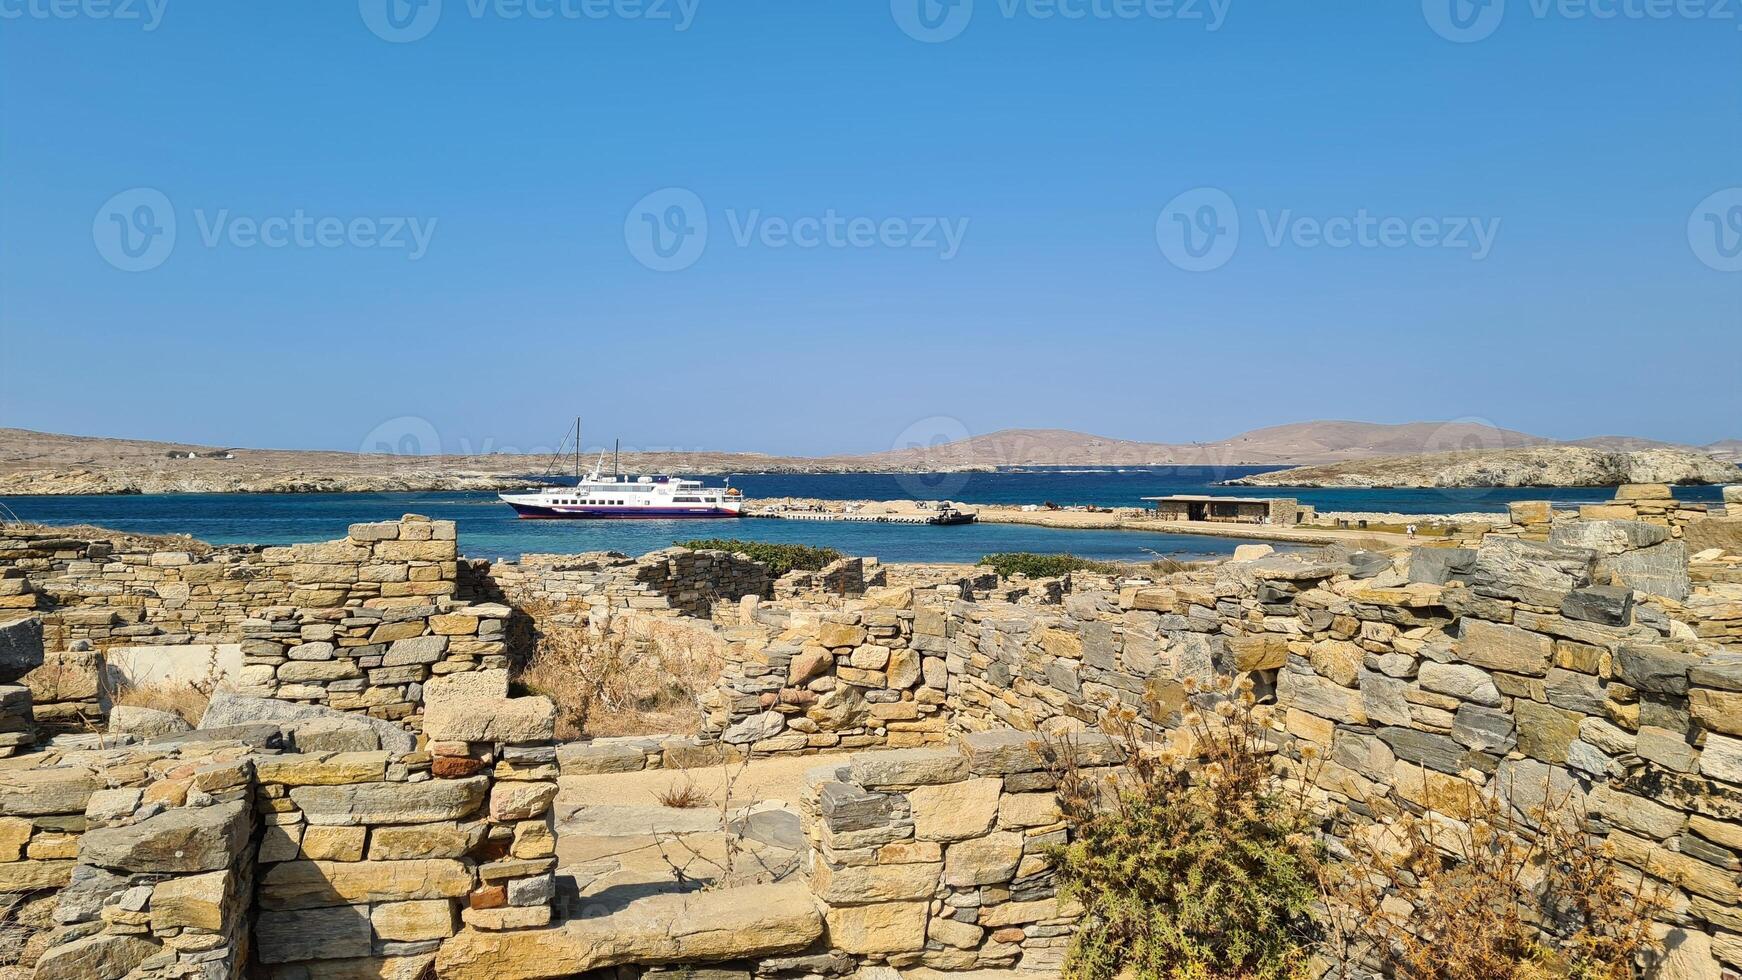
505,502,742,520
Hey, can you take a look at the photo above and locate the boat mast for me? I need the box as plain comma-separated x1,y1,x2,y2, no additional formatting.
573,417,580,482
614,439,620,479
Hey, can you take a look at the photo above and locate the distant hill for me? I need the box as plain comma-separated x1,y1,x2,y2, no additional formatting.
853,420,1548,469
1229,446,1742,489
0,422,1736,495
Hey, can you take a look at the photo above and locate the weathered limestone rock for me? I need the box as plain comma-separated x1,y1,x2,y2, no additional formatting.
1697,733,1742,784
1418,662,1501,707
1459,619,1553,677
289,776,487,826
722,711,785,745
810,860,941,903
372,899,458,942
0,767,99,816
849,749,969,788
1560,586,1634,626
434,882,823,980
824,901,930,956
424,669,556,744
957,730,1046,775
149,869,229,932
489,781,558,822
260,859,473,910
908,778,1001,841
1604,541,1690,601
256,904,374,962
107,705,191,740
558,740,649,775
1548,519,1669,556
79,800,249,873
942,831,1023,886
1409,547,1475,586
0,616,44,684
201,691,413,752
32,932,159,980
1618,644,1700,695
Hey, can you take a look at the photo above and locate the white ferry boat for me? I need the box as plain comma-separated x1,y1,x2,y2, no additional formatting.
499,424,743,519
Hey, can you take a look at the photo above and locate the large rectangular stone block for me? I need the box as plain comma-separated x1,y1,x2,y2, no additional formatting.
260,859,473,910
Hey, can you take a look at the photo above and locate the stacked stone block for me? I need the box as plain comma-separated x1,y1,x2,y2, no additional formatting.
234,597,511,727
802,733,1103,972
702,588,950,754
0,617,43,757
490,547,772,621
5,736,262,980
251,669,559,976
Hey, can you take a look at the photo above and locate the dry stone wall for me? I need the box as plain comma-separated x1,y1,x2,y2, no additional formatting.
801,733,1109,974
699,588,951,755
941,522,1742,976
488,547,772,621
0,517,460,653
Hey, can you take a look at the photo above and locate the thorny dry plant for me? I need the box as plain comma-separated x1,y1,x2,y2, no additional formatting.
516,599,718,738
1319,772,1666,980
1038,674,1328,980
653,753,797,892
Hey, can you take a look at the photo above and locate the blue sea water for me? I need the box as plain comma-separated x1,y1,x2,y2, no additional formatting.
1,467,1724,563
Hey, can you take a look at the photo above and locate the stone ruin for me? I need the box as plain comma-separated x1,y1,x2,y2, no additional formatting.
0,486,1740,977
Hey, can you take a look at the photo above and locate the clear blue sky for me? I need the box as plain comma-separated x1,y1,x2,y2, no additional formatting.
2,1,1738,457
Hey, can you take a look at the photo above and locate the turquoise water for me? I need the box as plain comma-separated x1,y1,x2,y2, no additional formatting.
1,468,1725,563
0,491,1272,563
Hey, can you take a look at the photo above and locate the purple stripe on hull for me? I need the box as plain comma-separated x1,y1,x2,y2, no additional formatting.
508,503,741,520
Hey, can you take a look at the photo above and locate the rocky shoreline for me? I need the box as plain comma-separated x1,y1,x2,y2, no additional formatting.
1229,445,1741,489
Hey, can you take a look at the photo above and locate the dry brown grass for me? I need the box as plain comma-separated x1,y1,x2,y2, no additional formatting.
656,773,709,809
107,647,221,726
110,683,212,726
515,600,725,739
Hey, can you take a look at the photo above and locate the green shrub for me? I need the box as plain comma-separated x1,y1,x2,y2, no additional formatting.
676,539,844,576
978,552,1121,578
1046,678,1323,980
